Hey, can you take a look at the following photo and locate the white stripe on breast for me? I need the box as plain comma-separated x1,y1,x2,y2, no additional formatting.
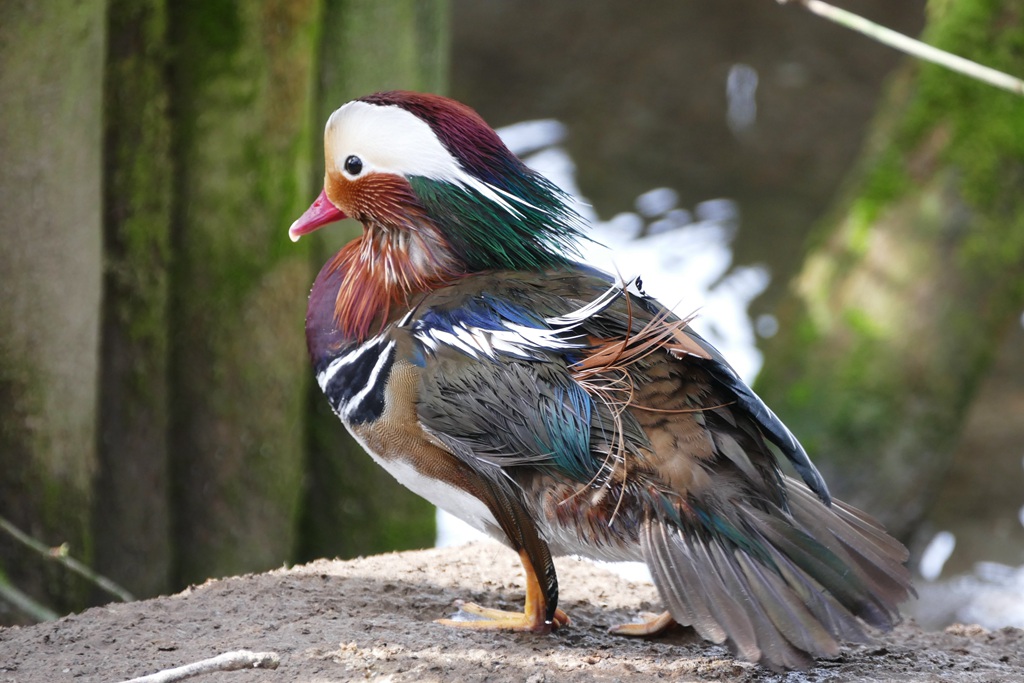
317,335,389,392
340,339,396,421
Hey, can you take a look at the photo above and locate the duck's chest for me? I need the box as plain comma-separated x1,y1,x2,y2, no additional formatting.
316,333,508,541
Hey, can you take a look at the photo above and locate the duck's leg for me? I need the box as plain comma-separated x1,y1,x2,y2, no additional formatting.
436,549,570,633
436,476,570,633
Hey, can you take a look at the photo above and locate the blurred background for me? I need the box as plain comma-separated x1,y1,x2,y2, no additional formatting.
1,0,1022,630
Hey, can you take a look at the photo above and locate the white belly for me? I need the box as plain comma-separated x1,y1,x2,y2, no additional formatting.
350,430,507,544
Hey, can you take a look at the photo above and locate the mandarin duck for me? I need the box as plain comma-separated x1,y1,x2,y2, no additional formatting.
289,91,913,671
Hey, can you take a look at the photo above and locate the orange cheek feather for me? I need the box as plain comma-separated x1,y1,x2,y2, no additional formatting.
326,172,421,226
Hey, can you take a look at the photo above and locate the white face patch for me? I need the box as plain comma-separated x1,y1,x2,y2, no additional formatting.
325,100,532,217
327,101,460,180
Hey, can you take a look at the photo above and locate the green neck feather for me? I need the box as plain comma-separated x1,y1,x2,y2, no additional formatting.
408,173,586,273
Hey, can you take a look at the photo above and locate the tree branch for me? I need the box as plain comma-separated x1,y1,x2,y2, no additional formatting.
0,515,134,603
0,569,59,622
778,0,1024,96
119,651,281,683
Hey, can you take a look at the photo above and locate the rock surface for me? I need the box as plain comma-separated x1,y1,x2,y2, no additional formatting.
2,542,1023,682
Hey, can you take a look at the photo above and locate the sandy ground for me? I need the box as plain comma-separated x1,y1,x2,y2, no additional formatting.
2,542,1023,682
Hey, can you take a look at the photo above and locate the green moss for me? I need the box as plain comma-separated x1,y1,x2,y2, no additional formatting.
858,151,910,222
0,0,105,613
911,1,1024,324
170,0,322,316
105,1,173,397
842,0,1024,258
842,307,885,340
167,0,326,585
176,0,243,73
905,3,1024,203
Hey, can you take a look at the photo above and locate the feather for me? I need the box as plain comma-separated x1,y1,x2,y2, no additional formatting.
765,542,873,643
690,536,761,662
706,543,777,662
641,520,698,628
711,431,761,485
786,483,912,611
642,519,728,643
732,552,834,668
682,327,831,504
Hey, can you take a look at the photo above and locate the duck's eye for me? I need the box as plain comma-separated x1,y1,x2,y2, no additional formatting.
344,155,363,176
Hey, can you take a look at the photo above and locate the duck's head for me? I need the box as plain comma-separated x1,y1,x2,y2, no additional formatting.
289,91,583,273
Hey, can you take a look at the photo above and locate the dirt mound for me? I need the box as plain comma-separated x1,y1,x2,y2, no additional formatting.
2,542,1023,682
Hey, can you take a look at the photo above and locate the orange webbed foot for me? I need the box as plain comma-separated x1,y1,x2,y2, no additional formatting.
436,549,568,633
609,610,677,636
437,600,570,633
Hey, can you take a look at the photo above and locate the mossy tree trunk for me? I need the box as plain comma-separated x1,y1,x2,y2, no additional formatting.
0,0,454,618
94,0,174,600
756,0,1024,537
168,0,322,585
298,0,449,562
0,0,107,616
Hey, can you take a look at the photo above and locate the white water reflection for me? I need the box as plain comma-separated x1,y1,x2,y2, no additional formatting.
726,63,759,135
635,187,679,218
919,531,956,581
915,562,1024,630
